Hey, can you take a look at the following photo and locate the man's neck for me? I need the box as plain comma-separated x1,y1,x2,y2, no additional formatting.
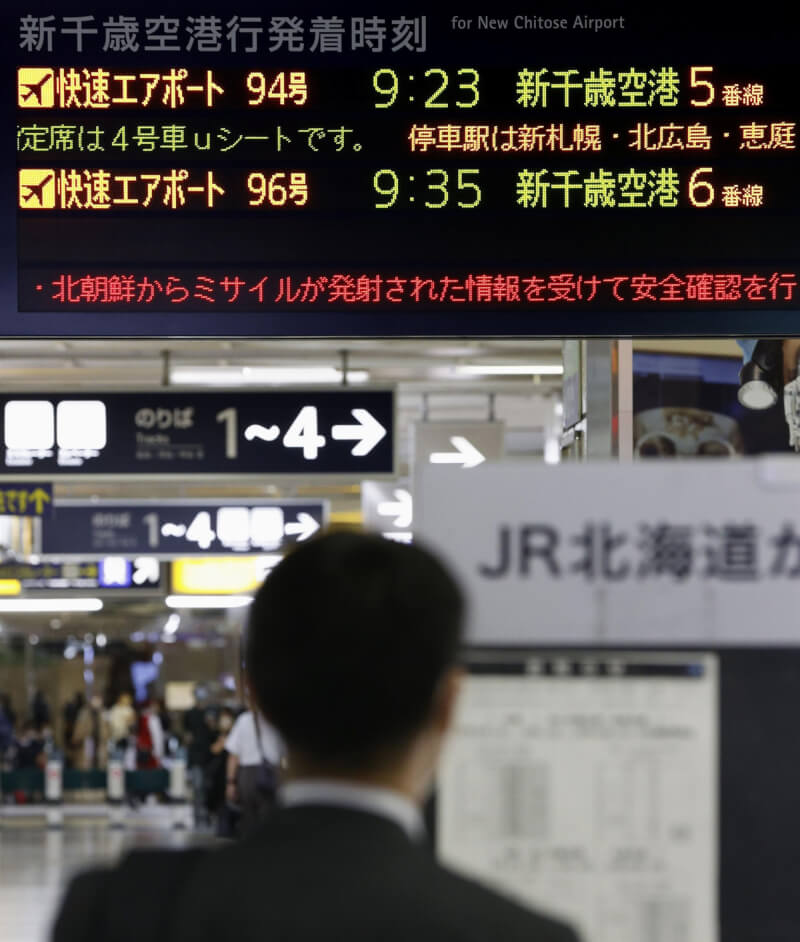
279,778,427,840
284,752,422,804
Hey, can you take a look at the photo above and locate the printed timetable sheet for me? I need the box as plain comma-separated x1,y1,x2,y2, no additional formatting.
437,654,718,942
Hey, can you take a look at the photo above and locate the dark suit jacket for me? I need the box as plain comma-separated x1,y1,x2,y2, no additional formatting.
53,805,581,942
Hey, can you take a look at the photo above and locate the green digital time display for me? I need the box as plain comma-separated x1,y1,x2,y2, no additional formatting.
372,67,480,109
373,168,481,209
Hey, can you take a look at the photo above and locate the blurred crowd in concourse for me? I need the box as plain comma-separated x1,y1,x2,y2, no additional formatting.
0,687,170,773
0,683,276,834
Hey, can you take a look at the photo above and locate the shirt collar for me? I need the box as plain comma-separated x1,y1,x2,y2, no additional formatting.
279,779,425,841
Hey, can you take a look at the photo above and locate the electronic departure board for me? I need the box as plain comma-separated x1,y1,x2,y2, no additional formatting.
6,6,800,337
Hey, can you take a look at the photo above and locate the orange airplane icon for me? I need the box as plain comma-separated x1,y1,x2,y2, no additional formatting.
18,170,56,209
18,68,55,108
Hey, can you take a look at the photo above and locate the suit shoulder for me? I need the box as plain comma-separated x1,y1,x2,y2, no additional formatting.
52,867,111,942
426,860,581,942
53,847,210,942
116,845,210,879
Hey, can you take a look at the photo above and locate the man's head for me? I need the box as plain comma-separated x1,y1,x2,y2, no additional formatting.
245,531,465,791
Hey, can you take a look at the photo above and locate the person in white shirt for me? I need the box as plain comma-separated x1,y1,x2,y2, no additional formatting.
225,706,284,836
106,691,136,769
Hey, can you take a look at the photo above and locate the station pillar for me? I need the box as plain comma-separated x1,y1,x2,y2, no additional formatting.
561,340,633,461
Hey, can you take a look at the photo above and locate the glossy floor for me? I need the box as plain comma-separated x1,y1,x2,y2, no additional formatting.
0,822,215,942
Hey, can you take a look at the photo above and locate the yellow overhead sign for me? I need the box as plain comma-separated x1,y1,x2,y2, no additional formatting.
171,556,280,595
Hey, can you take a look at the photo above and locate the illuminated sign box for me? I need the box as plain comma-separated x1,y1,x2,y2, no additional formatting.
6,6,800,337
38,498,329,557
171,556,279,595
0,558,162,590
0,390,394,477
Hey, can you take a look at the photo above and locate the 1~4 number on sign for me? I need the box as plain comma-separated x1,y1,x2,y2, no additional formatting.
216,405,387,461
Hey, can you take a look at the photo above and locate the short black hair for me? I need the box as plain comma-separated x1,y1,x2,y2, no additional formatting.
245,531,464,764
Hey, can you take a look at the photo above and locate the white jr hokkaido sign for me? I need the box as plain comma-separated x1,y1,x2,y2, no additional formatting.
415,459,800,645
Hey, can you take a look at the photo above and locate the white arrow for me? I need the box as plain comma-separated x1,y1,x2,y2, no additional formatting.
284,512,320,542
429,436,486,469
377,489,413,528
332,409,387,457
132,557,160,585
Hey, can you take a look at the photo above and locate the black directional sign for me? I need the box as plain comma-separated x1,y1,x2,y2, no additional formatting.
0,390,394,477
0,558,162,590
40,499,328,558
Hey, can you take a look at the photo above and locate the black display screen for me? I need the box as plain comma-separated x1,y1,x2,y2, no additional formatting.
7,5,800,336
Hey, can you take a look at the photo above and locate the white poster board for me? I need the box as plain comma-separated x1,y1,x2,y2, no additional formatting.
437,653,718,942
415,458,800,645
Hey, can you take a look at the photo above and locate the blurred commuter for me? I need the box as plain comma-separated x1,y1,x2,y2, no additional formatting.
211,706,235,747
53,532,580,942
206,706,235,831
107,691,135,746
183,686,214,825
106,691,136,769
136,699,165,769
15,722,46,770
71,695,107,770
0,694,14,760
155,697,172,737
0,693,16,730
31,689,51,730
224,704,283,837
62,692,85,768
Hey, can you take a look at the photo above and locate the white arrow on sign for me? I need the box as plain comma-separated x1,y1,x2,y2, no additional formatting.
332,409,387,457
429,436,486,469
284,512,320,542
132,557,160,585
377,488,413,528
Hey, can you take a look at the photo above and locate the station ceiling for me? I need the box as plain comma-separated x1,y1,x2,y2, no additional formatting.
0,337,741,639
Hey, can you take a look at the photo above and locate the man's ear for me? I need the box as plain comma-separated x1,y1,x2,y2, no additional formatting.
242,669,253,704
431,666,465,738
243,671,278,725
242,671,260,713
